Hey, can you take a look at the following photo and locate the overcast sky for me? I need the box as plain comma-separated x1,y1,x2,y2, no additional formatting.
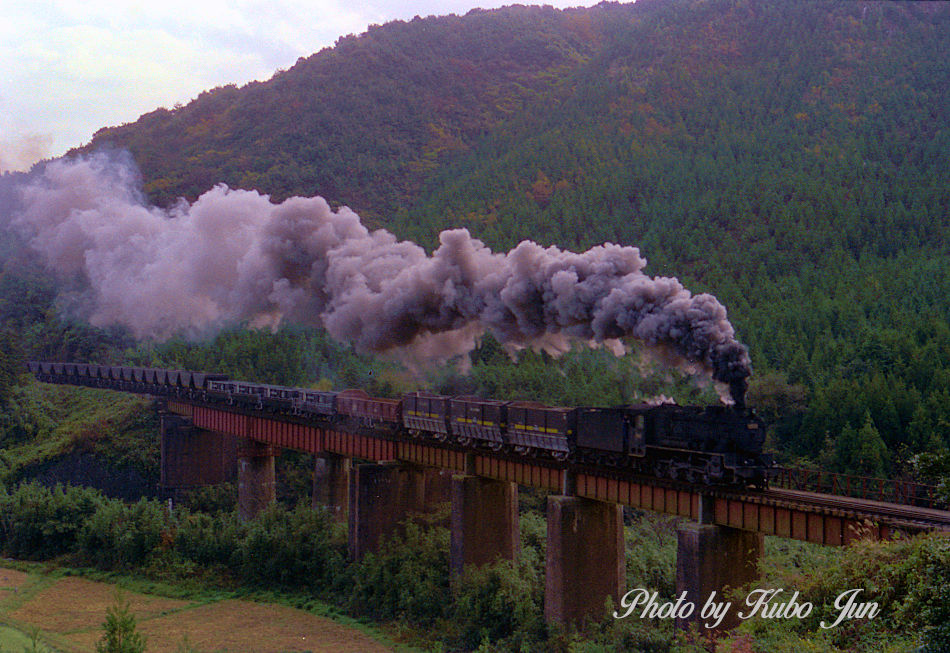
0,0,605,173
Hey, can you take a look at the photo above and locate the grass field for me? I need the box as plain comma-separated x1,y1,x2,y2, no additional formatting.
0,566,399,653
0,624,55,652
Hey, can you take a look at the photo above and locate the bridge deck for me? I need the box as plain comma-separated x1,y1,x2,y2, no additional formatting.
167,399,950,546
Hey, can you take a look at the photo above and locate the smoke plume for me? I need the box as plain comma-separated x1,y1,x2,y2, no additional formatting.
5,153,752,399
0,133,54,174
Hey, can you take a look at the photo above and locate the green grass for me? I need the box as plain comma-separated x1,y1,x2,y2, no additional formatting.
0,381,156,485
0,624,56,652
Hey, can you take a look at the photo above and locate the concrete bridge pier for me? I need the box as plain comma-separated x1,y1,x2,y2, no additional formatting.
544,495,625,625
450,475,519,578
675,522,763,631
421,466,454,508
312,453,350,520
237,439,277,521
159,414,237,494
348,461,452,560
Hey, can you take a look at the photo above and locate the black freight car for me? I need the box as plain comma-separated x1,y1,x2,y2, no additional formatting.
506,401,573,459
449,396,507,449
403,392,451,439
299,389,339,417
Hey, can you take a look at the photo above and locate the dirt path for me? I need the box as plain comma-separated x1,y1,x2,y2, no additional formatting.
0,570,398,653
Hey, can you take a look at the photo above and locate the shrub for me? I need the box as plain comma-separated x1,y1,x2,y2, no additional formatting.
0,482,101,558
452,557,546,650
175,510,244,570
178,483,237,514
79,497,171,568
346,517,451,622
237,501,345,590
893,535,950,650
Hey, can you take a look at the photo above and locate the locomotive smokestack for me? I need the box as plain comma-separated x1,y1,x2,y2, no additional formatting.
729,378,747,411
5,152,753,388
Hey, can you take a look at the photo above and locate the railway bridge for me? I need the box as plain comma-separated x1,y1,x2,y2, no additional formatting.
163,399,950,628
33,368,950,629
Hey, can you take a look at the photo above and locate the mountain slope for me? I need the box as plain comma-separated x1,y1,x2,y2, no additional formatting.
61,0,950,470
83,5,603,220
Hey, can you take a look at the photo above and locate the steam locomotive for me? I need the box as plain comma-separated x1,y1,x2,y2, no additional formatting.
27,361,773,488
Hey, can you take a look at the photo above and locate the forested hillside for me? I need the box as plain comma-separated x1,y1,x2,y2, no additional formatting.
10,0,950,480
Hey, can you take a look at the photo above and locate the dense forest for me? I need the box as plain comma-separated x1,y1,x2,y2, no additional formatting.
4,0,950,482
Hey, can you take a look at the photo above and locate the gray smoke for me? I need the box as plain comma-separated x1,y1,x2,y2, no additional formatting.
5,152,752,398
0,134,54,174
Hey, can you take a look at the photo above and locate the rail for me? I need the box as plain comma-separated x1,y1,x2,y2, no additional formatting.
772,466,945,510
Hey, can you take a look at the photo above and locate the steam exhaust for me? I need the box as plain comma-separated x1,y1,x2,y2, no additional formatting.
3,153,752,403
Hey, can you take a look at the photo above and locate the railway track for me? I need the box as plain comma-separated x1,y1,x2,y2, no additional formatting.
566,461,950,534
763,487,950,533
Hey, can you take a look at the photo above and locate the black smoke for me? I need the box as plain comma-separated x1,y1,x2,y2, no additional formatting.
4,152,752,402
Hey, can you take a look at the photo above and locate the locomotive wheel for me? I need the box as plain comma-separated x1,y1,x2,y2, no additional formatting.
552,450,569,462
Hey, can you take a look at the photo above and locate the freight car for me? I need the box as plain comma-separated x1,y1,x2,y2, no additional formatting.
298,389,339,417
450,395,508,449
403,392,451,440
26,361,773,488
336,389,401,428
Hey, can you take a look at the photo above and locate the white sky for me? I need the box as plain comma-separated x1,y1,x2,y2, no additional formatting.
0,0,605,173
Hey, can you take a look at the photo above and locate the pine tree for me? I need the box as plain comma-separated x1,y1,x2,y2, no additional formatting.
834,423,860,473
854,411,889,478
96,593,147,653
0,329,22,406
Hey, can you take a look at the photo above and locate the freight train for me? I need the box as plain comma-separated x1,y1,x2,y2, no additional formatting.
27,361,773,488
